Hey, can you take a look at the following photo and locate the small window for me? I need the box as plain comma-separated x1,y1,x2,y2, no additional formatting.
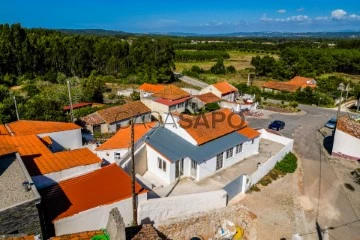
251,139,255,144
235,143,243,154
114,152,121,160
226,148,233,159
216,153,223,170
191,160,197,169
169,105,176,111
178,102,184,108
157,157,167,172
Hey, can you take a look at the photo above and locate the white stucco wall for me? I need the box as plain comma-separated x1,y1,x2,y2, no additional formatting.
221,92,236,102
138,190,227,225
332,129,360,160
32,163,101,189
199,85,223,99
146,145,174,185
163,114,198,145
54,193,148,236
37,128,82,152
96,148,129,164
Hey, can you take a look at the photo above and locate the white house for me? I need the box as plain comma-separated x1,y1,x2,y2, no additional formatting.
144,109,260,185
332,116,360,160
40,164,148,236
199,81,238,102
139,84,192,119
81,101,151,134
5,120,82,152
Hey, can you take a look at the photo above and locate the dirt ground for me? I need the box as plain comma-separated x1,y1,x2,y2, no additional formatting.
233,163,308,240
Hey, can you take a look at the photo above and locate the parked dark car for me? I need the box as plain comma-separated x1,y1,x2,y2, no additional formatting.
268,120,285,131
325,118,337,129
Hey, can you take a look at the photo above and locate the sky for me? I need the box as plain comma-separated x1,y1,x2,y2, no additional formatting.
1,0,360,33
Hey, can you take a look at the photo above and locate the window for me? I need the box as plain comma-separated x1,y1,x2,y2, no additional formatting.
226,148,233,159
251,139,255,144
114,152,121,160
157,157,167,172
216,152,223,170
169,105,176,111
177,102,184,108
191,160,197,169
235,143,243,154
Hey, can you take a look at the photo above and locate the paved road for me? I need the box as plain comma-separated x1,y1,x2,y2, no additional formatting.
178,75,209,88
247,105,360,239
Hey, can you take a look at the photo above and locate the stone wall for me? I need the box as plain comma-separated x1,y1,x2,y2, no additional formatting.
0,199,41,236
156,204,257,240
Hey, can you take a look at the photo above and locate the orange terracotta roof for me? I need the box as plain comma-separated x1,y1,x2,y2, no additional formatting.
82,101,150,125
212,81,238,95
288,76,316,87
0,125,10,135
195,92,221,104
262,81,300,92
3,236,35,240
11,135,53,157
40,135,53,145
50,230,104,240
237,126,261,139
0,135,18,156
138,83,165,93
6,120,80,136
179,108,247,145
63,102,92,111
152,85,190,100
96,122,157,151
40,164,145,222
337,116,360,139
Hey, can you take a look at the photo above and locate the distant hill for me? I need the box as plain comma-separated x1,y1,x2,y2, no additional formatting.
53,28,360,38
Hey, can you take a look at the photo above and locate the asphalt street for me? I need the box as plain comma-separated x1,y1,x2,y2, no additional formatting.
247,105,360,240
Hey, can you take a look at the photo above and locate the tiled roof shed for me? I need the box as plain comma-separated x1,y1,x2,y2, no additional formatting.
81,101,150,125
6,120,80,136
96,122,157,151
40,164,145,222
337,116,360,139
152,85,190,100
212,81,238,95
138,83,165,93
194,92,221,104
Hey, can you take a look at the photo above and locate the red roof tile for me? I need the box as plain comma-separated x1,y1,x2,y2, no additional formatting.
154,96,192,106
138,83,165,93
6,120,80,136
262,76,316,92
0,125,10,136
212,81,238,95
96,122,157,151
40,164,146,221
152,85,190,100
81,101,150,125
178,108,247,145
237,127,260,139
63,102,92,111
194,92,221,104
337,116,360,139
0,135,18,156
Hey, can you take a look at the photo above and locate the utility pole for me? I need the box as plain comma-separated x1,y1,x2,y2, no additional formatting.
67,80,74,123
130,116,138,225
337,82,345,119
13,96,19,121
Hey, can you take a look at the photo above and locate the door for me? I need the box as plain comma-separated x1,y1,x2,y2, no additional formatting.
190,160,197,178
175,159,184,178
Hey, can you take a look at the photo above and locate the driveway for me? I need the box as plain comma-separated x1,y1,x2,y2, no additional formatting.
246,105,360,239
178,75,209,88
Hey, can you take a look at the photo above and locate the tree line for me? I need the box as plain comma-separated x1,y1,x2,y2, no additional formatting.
0,23,175,86
175,50,230,62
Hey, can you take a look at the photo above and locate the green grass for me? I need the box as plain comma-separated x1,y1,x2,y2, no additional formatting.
318,73,360,84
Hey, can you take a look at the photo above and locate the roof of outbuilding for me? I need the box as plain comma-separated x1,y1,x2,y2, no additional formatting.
336,116,360,139
146,127,249,163
40,164,145,222
96,122,157,151
212,81,238,94
81,101,150,125
152,85,190,100
154,96,192,106
178,108,247,145
194,92,221,104
0,125,10,136
6,120,80,136
0,135,18,156
262,81,300,92
237,127,261,139
63,102,92,111
138,83,165,93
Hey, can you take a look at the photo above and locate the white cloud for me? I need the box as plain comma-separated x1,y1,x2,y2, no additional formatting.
297,7,304,12
331,9,347,18
277,9,287,14
260,14,311,23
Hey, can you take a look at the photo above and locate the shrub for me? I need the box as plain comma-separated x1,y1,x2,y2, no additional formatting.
275,152,297,173
205,102,220,112
226,65,236,74
191,65,202,73
289,101,299,108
